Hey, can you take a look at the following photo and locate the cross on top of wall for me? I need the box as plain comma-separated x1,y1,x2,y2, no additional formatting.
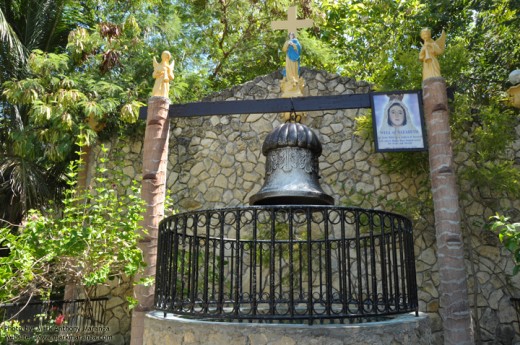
271,6,313,36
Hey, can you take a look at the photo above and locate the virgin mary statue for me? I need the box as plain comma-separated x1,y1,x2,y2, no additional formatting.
283,32,301,83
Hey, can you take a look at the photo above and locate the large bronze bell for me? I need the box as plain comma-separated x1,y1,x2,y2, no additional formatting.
249,122,334,205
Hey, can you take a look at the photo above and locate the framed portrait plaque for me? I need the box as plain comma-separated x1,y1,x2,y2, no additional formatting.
370,91,427,152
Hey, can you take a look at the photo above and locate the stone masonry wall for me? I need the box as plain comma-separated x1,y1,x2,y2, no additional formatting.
99,68,520,344
143,312,432,345
92,277,133,345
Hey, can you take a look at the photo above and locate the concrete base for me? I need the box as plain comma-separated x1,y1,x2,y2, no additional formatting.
144,312,432,345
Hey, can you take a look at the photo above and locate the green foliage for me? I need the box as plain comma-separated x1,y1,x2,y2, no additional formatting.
170,0,341,92
379,151,430,176
466,1,520,96
353,112,374,141
341,184,433,226
462,162,520,198
336,0,520,203
319,0,429,89
489,215,520,275
1,8,153,221
0,0,78,82
452,94,516,161
253,222,293,267
250,219,325,290
0,320,21,344
0,143,146,303
173,248,225,296
0,306,69,345
452,92,520,198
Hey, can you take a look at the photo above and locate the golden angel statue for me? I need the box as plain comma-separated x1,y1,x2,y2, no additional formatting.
152,51,175,98
419,28,446,80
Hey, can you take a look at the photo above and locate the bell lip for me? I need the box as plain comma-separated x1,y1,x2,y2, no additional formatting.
249,191,334,206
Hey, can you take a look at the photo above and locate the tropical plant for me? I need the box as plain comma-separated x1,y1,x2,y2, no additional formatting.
0,0,85,225
0,1,151,225
0,142,146,304
0,0,77,81
489,215,520,275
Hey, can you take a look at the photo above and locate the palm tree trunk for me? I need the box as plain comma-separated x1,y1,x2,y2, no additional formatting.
422,77,474,345
130,96,170,345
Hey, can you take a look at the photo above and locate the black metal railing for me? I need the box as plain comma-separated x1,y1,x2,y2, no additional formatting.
155,206,418,323
0,297,108,329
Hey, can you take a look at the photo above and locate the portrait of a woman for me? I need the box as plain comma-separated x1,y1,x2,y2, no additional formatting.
378,96,418,133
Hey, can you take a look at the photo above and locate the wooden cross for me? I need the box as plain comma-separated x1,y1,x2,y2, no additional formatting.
271,6,313,35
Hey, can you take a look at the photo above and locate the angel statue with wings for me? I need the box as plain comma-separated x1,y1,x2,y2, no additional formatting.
152,51,175,98
419,28,446,80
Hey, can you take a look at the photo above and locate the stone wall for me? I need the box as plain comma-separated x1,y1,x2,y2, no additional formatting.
91,276,133,344
99,68,520,344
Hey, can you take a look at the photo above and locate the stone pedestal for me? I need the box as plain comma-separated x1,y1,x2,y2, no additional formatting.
280,77,306,122
144,312,432,345
280,76,305,97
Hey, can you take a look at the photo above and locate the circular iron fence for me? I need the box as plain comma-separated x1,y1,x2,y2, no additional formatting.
154,206,418,323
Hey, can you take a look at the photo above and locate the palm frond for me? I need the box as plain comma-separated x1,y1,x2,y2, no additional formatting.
25,0,65,51
0,8,26,63
0,155,64,224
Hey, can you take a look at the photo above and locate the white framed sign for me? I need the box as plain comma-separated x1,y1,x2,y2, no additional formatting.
370,91,427,152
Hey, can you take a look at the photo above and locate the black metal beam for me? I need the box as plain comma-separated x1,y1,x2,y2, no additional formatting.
138,93,372,120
